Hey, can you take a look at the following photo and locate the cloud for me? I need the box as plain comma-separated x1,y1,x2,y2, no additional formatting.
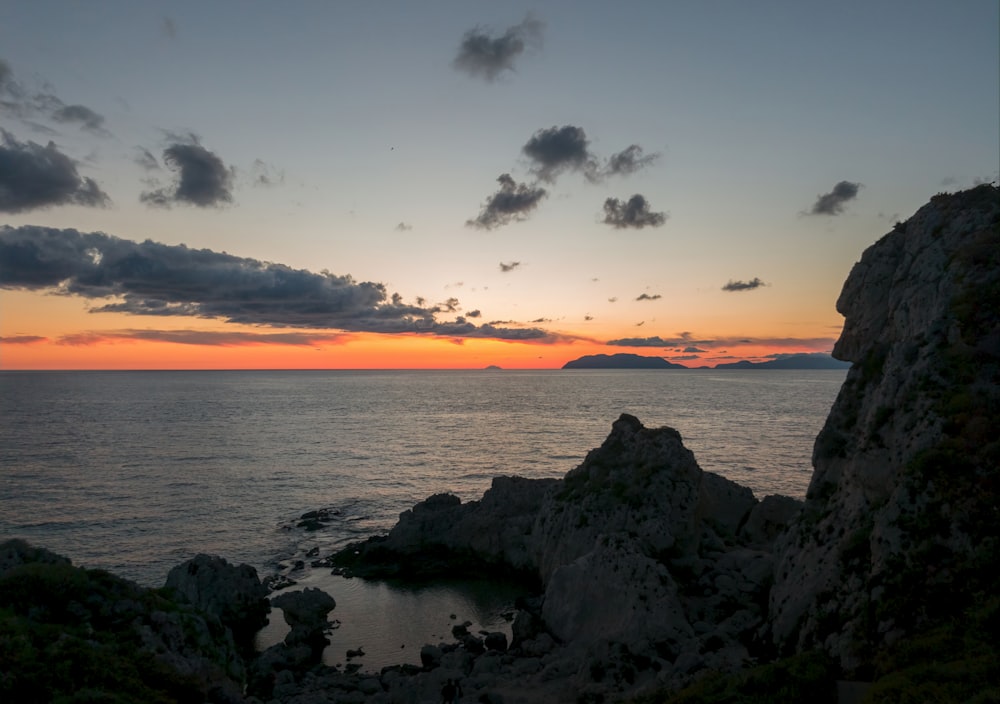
466,173,547,230
522,125,598,183
140,138,234,207
607,333,836,350
452,15,544,82
0,60,109,137
51,104,108,135
635,293,662,301
161,16,177,40
0,225,568,343
57,329,347,347
250,159,284,188
602,194,667,229
0,334,47,345
807,180,861,215
603,145,659,177
683,346,706,353
395,222,413,231
722,277,766,292
134,147,160,171
0,130,111,213
499,261,521,273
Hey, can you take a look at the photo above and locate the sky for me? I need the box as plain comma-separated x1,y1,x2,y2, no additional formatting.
1,0,997,370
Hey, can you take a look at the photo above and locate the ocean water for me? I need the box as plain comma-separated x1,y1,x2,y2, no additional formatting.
0,369,845,669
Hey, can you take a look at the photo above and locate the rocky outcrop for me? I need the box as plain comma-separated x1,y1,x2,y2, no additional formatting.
165,553,270,653
270,587,337,648
769,184,1000,671
336,412,787,688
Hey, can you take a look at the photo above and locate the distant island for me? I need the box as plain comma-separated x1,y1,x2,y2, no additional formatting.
561,352,850,370
561,353,687,369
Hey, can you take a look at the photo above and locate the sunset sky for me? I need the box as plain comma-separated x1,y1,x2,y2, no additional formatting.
1,1,997,369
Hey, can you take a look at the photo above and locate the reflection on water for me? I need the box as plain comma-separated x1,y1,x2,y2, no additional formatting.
255,570,527,672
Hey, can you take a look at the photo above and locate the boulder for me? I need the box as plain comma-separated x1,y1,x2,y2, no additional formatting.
271,587,337,647
164,553,270,650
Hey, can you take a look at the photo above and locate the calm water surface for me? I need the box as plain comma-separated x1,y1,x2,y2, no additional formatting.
1,369,844,668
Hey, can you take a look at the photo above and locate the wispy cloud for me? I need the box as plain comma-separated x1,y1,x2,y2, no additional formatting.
0,130,111,213
0,335,48,345
0,59,110,137
0,225,569,343
722,277,766,292
452,15,544,82
807,180,861,215
499,261,521,273
602,194,667,229
250,159,284,188
395,222,413,232
607,333,836,350
140,135,235,207
635,293,662,301
467,173,547,230
602,145,659,177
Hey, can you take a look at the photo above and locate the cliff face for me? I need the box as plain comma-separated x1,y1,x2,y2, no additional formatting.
769,184,1000,669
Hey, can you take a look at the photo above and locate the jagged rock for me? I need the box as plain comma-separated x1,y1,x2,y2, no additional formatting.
770,184,1000,671
271,587,337,647
164,553,270,651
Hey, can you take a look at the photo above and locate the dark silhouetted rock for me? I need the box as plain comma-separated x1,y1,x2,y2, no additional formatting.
164,553,270,651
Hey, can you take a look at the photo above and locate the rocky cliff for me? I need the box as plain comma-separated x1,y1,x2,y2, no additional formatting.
769,183,1000,671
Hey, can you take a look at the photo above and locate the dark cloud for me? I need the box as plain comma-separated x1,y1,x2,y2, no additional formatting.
635,293,662,301
522,125,597,183
722,277,766,292
683,346,706,353
51,104,108,135
602,194,667,229
603,145,659,177
395,222,413,232
0,130,111,213
466,173,547,230
0,225,567,343
58,329,345,347
499,261,521,273
140,139,234,207
452,15,544,82
807,181,861,215
467,309,481,318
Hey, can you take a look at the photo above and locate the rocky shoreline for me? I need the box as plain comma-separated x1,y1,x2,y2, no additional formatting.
2,184,998,702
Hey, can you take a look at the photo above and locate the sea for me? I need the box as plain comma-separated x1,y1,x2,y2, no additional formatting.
0,368,846,669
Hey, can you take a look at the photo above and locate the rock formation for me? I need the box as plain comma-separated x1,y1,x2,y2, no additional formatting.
270,587,337,648
768,183,1000,671
165,553,271,653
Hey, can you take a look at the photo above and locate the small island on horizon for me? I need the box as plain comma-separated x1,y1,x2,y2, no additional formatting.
561,352,851,370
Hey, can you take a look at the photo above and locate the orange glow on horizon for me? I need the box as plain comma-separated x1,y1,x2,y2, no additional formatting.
0,330,840,371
